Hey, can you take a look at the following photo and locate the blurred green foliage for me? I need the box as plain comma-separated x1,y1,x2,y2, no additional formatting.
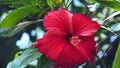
0,0,120,68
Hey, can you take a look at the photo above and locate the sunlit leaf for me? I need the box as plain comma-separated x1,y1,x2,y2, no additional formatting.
112,43,120,68
6,47,41,68
56,0,62,3
110,23,120,32
0,4,40,28
87,3,99,12
103,11,120,22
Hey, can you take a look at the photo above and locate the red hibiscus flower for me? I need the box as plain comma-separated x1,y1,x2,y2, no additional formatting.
34,7,100,68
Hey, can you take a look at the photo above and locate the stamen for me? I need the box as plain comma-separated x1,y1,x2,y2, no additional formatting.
70,35,81,46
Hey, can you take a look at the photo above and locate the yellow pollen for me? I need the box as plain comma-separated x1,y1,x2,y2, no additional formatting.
70,35,81,46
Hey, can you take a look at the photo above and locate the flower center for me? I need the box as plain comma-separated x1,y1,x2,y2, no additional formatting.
70,35,81,46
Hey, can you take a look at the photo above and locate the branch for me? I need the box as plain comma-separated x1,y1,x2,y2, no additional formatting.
96,54,106,68
100,26,119,37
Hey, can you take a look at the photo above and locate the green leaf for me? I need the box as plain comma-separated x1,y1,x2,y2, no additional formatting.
96,1,120,11
47,0,55,8
112,43,120,68
7,47,41,68
0,19,43,37
0,22,31,37
37,55,49,68
27,65,37,68
47,0,61,9
0,0,36,5
87,3,99,12
0,4,40,28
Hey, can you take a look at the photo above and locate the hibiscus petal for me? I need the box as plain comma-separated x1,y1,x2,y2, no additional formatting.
34,30,66,60
79,35,96,53
77,36,96,64
72,14,100,36
44,7,73,33
54,44,87,68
